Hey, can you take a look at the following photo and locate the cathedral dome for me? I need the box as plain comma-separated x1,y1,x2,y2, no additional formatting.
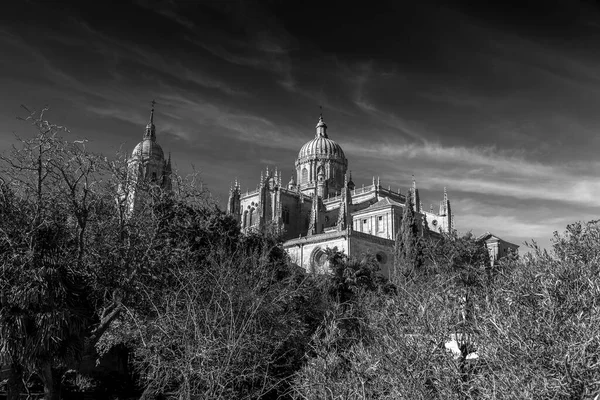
130,101,165,162
297,116,345,161
131,138,164,161
298,136,345,160
295,115,348,196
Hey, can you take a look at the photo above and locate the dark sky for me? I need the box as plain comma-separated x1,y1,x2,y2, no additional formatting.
2,0,600,250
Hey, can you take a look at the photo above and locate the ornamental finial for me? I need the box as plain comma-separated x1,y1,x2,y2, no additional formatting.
150,99,156,124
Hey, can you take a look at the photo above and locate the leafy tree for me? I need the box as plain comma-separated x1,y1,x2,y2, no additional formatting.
394,189,424,279
295,220,600,399
324,248,394,305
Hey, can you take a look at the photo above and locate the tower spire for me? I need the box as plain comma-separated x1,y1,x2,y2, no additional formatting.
144,99,157,141
150,99,155,124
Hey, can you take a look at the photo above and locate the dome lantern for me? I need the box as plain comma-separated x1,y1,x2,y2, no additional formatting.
316,114,327,138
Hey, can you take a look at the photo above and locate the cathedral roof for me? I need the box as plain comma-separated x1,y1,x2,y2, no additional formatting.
476,232,519,247
132,139,164,160
358,197,403,212
297,115,346,160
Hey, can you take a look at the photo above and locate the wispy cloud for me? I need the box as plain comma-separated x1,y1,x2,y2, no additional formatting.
342,139,600,208
456,212,566,244
71,20,249,98
86,106,146,125
186,35,295,97
353,99,430,143
122,92,306,149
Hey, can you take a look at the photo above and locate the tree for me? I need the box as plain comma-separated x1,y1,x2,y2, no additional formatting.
394,189,424,279
112,205,326,400
324,248,394,305
0,106,106,399
0,106,136,399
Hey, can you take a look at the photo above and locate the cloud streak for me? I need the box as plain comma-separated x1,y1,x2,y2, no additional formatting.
342,140,600,209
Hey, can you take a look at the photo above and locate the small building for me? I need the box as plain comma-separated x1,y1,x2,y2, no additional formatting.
477,232,519,264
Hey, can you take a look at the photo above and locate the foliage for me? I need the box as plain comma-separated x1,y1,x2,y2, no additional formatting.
394,189,424,279
103,197,327,400
292,250,397,399
0,107,110,400
3,107,600,400
472,221,600,399
323,248,395,305
293,223,600,399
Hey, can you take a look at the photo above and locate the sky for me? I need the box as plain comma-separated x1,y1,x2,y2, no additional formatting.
1,0,600,251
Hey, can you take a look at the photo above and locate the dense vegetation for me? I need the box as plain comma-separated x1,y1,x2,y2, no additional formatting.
1,109,599,399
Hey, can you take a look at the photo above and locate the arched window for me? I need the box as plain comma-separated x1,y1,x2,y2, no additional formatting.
243,210,248,228
249,208,255,227
301,168,308,184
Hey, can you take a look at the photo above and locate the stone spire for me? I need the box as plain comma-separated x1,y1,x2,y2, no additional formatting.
439,187,451,221
144,99,157,141
347,171,355,190
288,174,296,190
337,173,352,231
227,177,241,220
444,187,452,232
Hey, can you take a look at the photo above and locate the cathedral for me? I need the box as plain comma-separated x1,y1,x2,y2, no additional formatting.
226,114,453,275
121,102,516,273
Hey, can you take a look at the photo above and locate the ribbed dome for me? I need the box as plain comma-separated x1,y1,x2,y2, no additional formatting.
298,136,345,160
295,115,348,195
131,138,164,160
298,115,345,160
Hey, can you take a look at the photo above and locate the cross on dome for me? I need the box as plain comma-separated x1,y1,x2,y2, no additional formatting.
150,99,156,124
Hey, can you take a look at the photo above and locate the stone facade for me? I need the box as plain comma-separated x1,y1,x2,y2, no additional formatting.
227,114,454,275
